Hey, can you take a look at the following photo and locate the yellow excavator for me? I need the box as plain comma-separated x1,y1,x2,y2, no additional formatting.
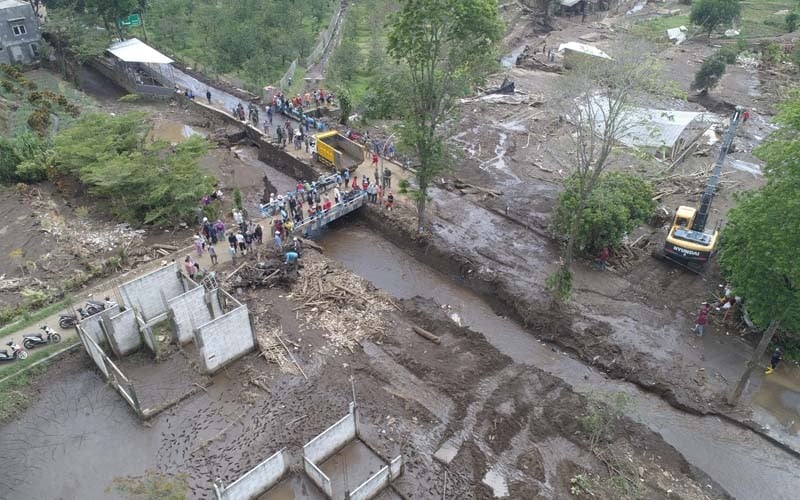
659,106,743,269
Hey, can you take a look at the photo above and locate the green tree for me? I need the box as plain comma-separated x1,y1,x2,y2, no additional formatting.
552,172,655,256
690,0,741,36
387,0,503,233
720,93,800,405
86,0,139,40
548,42,664,301
691,54,727,93
337,87,352,125
52,112,213,226
43,8,113,65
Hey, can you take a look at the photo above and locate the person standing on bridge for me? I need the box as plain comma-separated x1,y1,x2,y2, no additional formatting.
334,186,341,204
343,168,350,188
206,89,212,104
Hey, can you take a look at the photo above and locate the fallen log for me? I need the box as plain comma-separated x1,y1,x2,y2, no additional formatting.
153,243,179,251
412,326,441,344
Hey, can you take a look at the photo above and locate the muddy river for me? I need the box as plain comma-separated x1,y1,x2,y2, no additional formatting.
320,225,800,500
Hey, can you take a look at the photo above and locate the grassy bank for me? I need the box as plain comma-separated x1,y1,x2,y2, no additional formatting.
630,0,794,41
0,297,73,337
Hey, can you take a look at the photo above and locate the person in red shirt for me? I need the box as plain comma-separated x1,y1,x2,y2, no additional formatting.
597,247,610,271
693,303,710,337
322,195,332,211
352,177,359,190
372,152,379,167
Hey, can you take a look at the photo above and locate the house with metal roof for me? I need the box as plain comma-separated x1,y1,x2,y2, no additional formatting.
0,0,41,65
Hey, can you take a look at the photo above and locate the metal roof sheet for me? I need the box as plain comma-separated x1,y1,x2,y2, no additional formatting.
108,38,173,65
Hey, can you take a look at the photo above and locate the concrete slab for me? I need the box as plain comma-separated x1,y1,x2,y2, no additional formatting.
433,438,460,464
320,440,385,499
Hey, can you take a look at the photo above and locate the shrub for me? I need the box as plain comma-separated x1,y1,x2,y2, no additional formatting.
690,0,741,35
692,55,727,92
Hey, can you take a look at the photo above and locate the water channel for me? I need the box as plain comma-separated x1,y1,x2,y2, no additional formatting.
319,225,800,500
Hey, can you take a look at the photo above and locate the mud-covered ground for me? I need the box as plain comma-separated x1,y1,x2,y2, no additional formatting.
373,0,798,439
0,252,722,500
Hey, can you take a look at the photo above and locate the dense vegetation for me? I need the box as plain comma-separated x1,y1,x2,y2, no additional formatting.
552,172,655,256
324,0,406,119
144,0,334,88
54,112,213,226
42,0,334,90
721,93,800,359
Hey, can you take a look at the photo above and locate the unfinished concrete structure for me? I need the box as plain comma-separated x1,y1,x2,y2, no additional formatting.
213,403,403,500
75,262,255,418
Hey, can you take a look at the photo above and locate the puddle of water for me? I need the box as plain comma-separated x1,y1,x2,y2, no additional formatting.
320,226,800,500
482,467,510,497
753,365,800,435
149,121,205,144
500,45,526,69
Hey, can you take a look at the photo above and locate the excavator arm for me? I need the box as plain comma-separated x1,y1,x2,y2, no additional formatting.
691,106,743,233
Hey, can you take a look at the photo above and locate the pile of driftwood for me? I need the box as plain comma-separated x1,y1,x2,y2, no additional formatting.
230,259,296,288
253,323,307,378
289,251,396,350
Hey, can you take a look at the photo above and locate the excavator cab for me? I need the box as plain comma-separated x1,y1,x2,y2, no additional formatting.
663,205,718,265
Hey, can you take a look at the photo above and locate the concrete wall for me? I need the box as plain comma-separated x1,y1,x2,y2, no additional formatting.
168,286,212,345
350,456,404,500
303,458,333,498
209,289,223,318
214,449,288,500
120,262,184,322
179,97,322,182
0,1,41,65
79,305,119,346
303,405,357,464
350,466,389,500
79,326,109,378
194,305,254,373
106,308,141,356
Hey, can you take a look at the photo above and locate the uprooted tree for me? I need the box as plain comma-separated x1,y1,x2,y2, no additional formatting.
720,92,800,405
548,42,664,301
387,0,503,234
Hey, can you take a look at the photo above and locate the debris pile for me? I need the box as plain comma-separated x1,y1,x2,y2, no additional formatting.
230,259,297,288
289,251,396,350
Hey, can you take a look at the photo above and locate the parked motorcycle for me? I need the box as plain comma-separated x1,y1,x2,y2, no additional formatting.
59,308,89,329
0,341,28,362
22,325,62,350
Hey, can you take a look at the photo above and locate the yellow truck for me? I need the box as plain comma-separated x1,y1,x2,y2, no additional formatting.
311,131,364,171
